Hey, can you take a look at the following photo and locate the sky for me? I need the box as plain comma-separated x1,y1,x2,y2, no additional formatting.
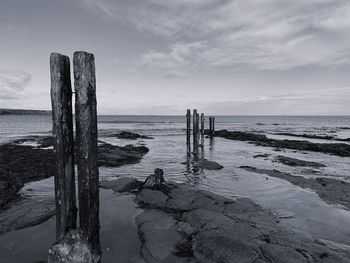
1,0,350,115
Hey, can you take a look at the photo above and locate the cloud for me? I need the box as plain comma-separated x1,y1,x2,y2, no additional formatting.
77,0,350,72
0,69,31,100
135,41,207,77
200,87,350,115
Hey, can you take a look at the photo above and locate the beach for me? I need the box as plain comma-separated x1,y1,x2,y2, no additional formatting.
1,115,350,262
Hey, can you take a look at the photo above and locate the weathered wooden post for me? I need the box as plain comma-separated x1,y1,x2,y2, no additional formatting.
209,117,212,138
193,109,198,152
212,117,215,136
196,112,200,146
50,53,77,239
200,113,204,147
74,51,101,256
186,109,191,155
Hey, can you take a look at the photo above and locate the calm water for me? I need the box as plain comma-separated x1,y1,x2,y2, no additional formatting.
1,115,350,261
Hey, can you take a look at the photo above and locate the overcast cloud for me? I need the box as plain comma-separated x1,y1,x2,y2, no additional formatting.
0,0,349,114
0,69,31,100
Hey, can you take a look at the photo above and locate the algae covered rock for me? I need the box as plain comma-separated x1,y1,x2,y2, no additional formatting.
48,230,100,263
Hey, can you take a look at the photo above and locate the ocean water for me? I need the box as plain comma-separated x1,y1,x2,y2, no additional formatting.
1,115,350,260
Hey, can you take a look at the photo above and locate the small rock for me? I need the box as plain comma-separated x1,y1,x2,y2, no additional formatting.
143,168,165,188
197,159,223,170
176,222,196,236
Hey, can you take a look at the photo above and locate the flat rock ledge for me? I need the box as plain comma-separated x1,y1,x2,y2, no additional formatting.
240,166,350,210
0,197,55,235
104,176,350,263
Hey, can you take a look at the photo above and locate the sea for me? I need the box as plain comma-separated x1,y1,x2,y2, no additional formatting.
1,115,350,262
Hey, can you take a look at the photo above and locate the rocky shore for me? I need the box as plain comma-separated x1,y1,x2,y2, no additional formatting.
0,136,149,209
209,130,350,157
101,171,350,263
113,131,153,140
274,132,350,142
240,166,350,210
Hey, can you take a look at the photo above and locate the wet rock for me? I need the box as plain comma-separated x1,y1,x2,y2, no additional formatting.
176,222,196,236
136,189,168,208
48,230,100,263
0,139,55,208
192,231,260,263
143,168,165,188
136,210,185,262
211,129,350,157
253,153,271,158
274,132,350,142
261,244,307,263
181,158,223,170
114,131,153,140
275,155,326,168
98,143,149,167
0,172,23,209
99,177,140,192
0,197,55,234
131,176,350,263
197,159,223,170
0,136,149,208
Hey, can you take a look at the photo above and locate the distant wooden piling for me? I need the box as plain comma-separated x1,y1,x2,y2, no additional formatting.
186,109,191,154
193,109,198,152
212,117,215,136
50,53,77,239
200,113,204,146
73,51,101,256
209,117,212,138
196,112,199,146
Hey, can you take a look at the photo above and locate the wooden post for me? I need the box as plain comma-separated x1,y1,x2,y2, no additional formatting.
196,112,200,147
212,117,215,136
186,109,191,154
50,53,77,240
209,117,212,138
200,113,204,146
193,109,197,152
74,51,101,256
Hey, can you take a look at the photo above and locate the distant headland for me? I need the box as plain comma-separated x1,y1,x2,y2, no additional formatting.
0,108,51,115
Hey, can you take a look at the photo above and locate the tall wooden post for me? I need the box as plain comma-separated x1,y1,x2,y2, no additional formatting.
200,113,204,147
74,51,101,256
186,109,191,155
193,109,197,152
50,53,77,240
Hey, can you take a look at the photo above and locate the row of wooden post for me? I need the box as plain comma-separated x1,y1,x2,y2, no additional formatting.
186,109,215,155
50,51,101,257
